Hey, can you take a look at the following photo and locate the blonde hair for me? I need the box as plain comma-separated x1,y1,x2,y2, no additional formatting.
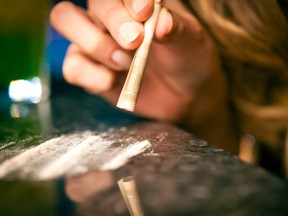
187,0,288,151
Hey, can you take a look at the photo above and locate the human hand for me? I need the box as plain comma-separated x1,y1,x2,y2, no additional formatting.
50,0,226,124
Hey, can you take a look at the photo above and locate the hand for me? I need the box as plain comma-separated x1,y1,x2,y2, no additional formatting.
50,1,237,153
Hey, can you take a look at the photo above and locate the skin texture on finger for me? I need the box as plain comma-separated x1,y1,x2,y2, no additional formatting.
89,0,144,49
63,45,116,94
154,7,174,39
50,1,131,71
123,0,154,21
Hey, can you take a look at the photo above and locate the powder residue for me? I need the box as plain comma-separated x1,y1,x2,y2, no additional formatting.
0,131,152,181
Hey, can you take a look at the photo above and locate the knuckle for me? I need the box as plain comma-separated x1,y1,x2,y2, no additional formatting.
84,35,105,56
104,6,119,23
62,55,82,85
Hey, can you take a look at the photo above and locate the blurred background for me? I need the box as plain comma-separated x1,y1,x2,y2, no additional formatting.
48,0,87,93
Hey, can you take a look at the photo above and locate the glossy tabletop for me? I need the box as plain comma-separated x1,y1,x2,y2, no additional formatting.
0,87,288,216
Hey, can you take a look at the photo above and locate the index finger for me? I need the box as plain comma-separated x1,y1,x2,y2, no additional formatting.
89,0,148,50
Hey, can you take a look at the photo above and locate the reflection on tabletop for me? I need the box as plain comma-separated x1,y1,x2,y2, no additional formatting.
1,90,288,216
65,171,143,216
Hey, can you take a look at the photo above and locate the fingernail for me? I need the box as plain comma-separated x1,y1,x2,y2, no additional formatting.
111,50,132,70
132,0,148,15
119,21,141,44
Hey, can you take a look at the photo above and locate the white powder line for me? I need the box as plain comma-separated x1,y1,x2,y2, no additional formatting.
0,130,152,181
0,136,37,152
35,135,112,180
99,140,152,171
0,137,62,178
0,141,15,151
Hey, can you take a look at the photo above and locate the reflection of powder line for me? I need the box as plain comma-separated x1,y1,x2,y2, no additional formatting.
100,140,152,170
0,137,62,177
35,135,112,180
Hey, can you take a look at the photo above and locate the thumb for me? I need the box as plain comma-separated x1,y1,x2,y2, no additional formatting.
154,7,205,49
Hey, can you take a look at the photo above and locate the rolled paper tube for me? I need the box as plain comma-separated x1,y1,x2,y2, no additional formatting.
117,0,162,111
118,176,144,216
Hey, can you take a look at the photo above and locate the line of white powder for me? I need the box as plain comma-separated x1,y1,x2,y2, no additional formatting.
99,140,152,170
35,135,113,180
0,132,152,181
0,137,62,178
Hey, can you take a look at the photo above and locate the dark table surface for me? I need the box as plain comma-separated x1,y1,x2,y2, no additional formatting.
0,87,288,216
